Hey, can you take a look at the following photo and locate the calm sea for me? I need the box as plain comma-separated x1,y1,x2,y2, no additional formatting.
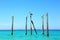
0,30,60,40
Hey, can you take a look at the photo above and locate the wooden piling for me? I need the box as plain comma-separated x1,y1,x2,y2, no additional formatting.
11,16,14,35
46,13,49,36
25,16,27,35
30,27,32,35
30,12,37,35
30,13,32,35
41,15,44,35
31,20,37,35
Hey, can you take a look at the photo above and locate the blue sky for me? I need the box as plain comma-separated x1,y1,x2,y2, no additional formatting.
0,0,60,30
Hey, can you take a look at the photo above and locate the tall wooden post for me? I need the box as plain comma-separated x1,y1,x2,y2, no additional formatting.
30,12,37,35
30,13,32,35
25,16,27,35
46,13,49,36
41,15,44,35
11,16,14,35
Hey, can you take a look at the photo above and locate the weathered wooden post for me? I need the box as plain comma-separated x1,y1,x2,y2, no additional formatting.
30,12,37,35
25,16,27,35
11,16,14,35
30,13,32,35
31,20,37,35
30,26,32,35
41,15,44,35
46,13,49,36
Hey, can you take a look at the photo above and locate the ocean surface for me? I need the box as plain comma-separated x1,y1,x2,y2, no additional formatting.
0,30,60,40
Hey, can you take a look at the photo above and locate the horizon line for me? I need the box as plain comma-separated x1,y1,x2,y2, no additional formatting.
0,29,60,31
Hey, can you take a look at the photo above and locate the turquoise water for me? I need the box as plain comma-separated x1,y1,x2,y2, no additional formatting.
0,30,60,40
